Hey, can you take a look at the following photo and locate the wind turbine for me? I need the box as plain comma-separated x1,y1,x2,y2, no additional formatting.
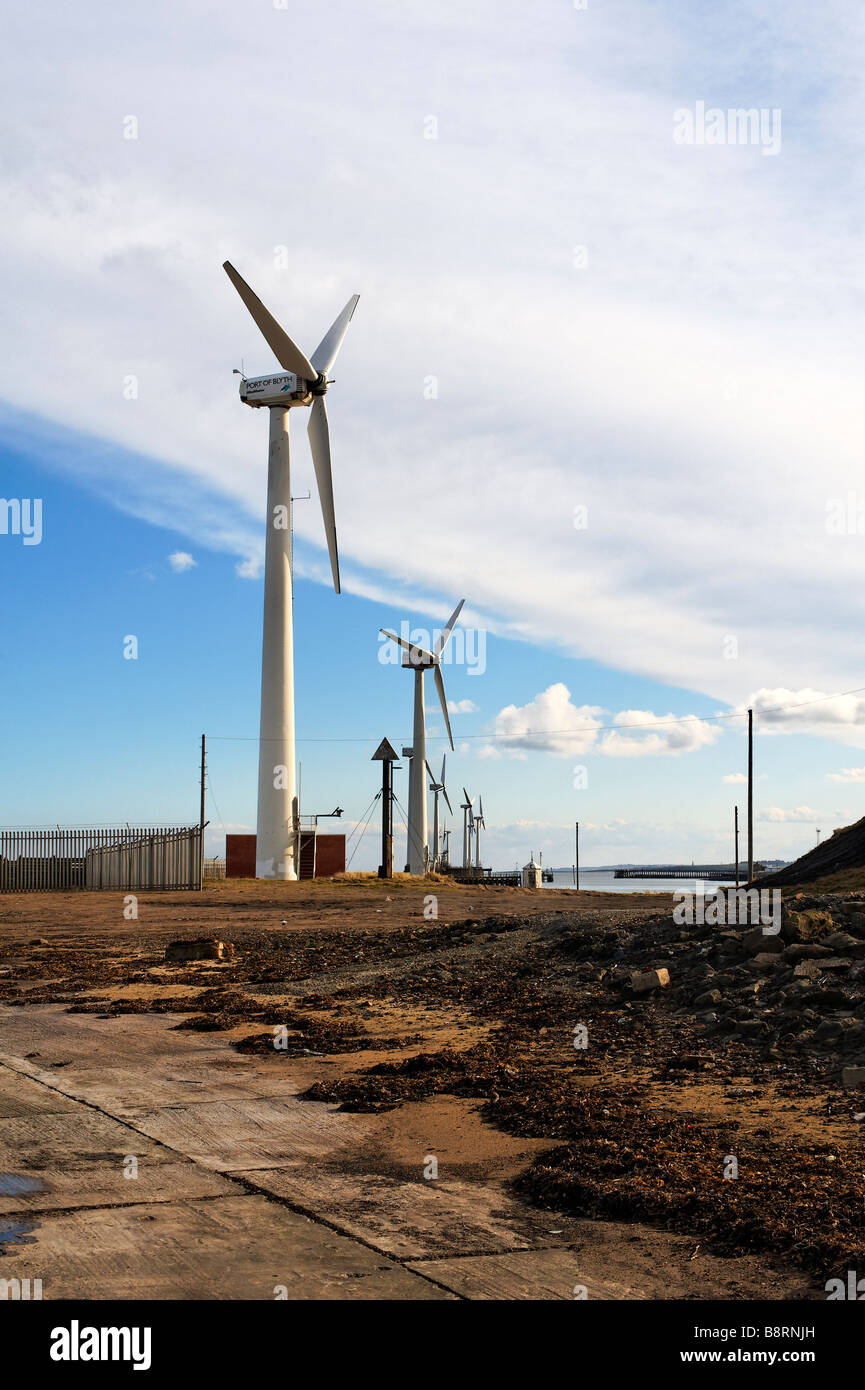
442,827,451,867
426,753,453,870
474,795,485,871
224,260,359,878
461,787,474,869
380,600,465,875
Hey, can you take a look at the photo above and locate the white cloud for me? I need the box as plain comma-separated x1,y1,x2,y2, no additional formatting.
722,772,747,784
168,550,196,572
490,684,719,759
732,689,865,747
759,806,820,823
235,556,262,580
598,711,719,759
827,767,865,783
447,699,478,715
491,685,604,757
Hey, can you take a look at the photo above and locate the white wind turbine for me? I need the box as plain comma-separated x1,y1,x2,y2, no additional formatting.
474,795,485,870
426,753,453,870
380,600,466,875
224,260,359,879
461,787,474,869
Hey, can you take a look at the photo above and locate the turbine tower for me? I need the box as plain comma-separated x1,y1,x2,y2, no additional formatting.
461,787,474,869
474,795,485,870
224,261,359,878
426,753,453,870
380,600,465,875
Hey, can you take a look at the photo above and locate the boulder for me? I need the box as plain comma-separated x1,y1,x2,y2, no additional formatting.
631,967,670,994
165,938,234,963
781,908,834,943
841,1065,865,1089
783,943,831,961
823,932,863,954
752,953,783,970
793,960,823,980
743,927,784,955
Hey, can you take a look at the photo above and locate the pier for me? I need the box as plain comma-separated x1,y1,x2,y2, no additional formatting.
614,864,765,880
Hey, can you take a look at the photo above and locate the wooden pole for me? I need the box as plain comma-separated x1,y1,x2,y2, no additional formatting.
747,708,753,883
734,805,739,889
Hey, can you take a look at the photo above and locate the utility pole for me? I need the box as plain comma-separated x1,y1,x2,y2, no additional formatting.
574,821,580,890
199,733,206,889
372,738,398,879
747,707,753,883
734,805,739,889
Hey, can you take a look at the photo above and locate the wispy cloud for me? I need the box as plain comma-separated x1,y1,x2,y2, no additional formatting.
168,550,196,573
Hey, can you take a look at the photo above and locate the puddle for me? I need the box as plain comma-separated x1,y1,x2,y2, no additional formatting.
0,1173,45,1197
0,1216,39,1252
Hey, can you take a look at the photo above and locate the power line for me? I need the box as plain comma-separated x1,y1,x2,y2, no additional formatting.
344,791,380,856
203,683,865,746
346,793,381,869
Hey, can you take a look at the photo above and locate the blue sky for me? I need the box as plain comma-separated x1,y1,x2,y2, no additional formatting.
3,0,865,869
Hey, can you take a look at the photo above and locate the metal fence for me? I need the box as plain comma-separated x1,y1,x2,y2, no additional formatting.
0,826,202,892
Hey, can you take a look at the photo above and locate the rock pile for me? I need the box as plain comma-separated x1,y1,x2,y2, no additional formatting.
595,894,865,1072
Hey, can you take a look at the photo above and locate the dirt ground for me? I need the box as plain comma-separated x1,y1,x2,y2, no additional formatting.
0,876,859,1300
0,876,670,938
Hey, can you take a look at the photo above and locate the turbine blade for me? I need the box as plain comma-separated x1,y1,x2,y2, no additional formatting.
478,796,484,819
311,294,360,377
223,261,316,379
463,788,472,805
425,759,435,784
379,630,435,665
434,598,466,657
434,663,454,751
441,753,446,785
442,785,453,816
307,397,340,593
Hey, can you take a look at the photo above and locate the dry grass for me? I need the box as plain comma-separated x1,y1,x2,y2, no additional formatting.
780,867,865,896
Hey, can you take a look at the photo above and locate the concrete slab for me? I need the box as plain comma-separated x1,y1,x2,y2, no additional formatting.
130,1098,367,1172
0,1005,296,1114
0,1068,237,1214
406,1247,634,1300
0,1005,371,1173
408,1224,821,1301
1,1195,454,1300
241,1166,581,1260
0,1066,80,1118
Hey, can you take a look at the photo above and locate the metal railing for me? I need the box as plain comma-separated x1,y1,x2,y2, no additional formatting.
0,826,201,892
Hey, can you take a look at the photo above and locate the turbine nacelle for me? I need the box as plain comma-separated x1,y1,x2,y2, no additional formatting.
223,259,359,596
239,371,312,408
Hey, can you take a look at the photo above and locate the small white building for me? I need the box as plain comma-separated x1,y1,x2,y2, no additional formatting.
522,853,542,889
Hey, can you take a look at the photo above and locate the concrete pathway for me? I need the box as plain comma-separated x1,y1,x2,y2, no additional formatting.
0,1005,818,1301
